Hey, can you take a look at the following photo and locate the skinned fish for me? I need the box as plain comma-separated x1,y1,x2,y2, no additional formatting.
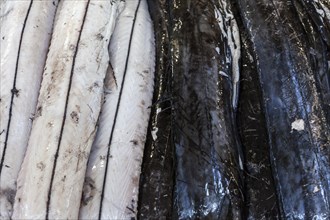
237,0,330,218
12,0,118,219
79,0,155,219
137,0,174,219
170,0,244,218
0,1,59,218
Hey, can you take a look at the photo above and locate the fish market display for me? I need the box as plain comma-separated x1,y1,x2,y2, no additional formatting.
79,0,155,219
170,0,243,218
12,0,117,218
138,0,174,219
0,0,59,218
0,0,329,219
237,0,330,218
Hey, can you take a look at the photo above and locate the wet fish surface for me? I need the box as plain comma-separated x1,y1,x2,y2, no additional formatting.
170,0,244,218
233,2,281,217
12,0,116,218
137,0,174,219
236,0,330,218
79,0,155,219
0,1,59,218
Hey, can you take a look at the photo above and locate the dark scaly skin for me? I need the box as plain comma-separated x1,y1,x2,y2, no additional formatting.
170,0,243,219
236,0,330,218
137,0,174,219
233,3,281,217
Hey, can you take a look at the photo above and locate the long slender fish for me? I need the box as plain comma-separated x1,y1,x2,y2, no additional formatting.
12,1,118,219
293,0,330,124
237,0,330,218
137,0,174,219
235,9,280,219
0,1,59,218
79,0,155,219
170,0,243,218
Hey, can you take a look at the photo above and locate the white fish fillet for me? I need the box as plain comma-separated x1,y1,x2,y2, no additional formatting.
0,1,58,218
214,0,241,109
12,0,118,219
79,0,155,219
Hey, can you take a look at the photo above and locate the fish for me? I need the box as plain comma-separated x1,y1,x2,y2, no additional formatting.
137,0,174,219
12,0,118,219
79,0,155,219
292,0,330,125
295,0,330,46
234,5,281,218
0,0,59,218
170,0,244,218
236,0,330,218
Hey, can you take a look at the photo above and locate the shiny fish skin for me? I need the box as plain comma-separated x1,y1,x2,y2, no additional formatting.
79,0,155,219
0,1,59,218
137,0,174,219
236,0,330,219
235,9,281,219
170,0,244,218
294,0,330,125
12,1,116,219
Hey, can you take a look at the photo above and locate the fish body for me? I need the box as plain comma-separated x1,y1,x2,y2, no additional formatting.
0,1,59,218
235,12,280,219
237,0,330,218
137,0,174,219
79,0,155,219
170,0,243,218
12,1,116,218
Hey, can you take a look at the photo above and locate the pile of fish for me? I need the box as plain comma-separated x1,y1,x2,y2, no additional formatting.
0,0,329,219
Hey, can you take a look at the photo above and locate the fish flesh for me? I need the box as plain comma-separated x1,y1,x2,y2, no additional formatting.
79,0,155,219
0,0,59,218
12,0,117,218
236,0,330,218
137,0,174,219
170,0,244,218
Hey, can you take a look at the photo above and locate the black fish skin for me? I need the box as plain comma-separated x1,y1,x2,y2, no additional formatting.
170,0,243,219
234,4,281,218
137,0,174,219
236,0,330,219
292,0,330,125
296,0,330,47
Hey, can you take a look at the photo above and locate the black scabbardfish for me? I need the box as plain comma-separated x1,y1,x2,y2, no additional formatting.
237,0,330,219
292,0,330,125
234,6,281,218
138,0,174,219
170,0,244,218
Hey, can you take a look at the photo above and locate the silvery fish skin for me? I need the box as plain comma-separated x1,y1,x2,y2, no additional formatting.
170,0,244,218
12,0,116,219
237,0,330,219
79,0,155,219
137,0,174,219
0,1,58,218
